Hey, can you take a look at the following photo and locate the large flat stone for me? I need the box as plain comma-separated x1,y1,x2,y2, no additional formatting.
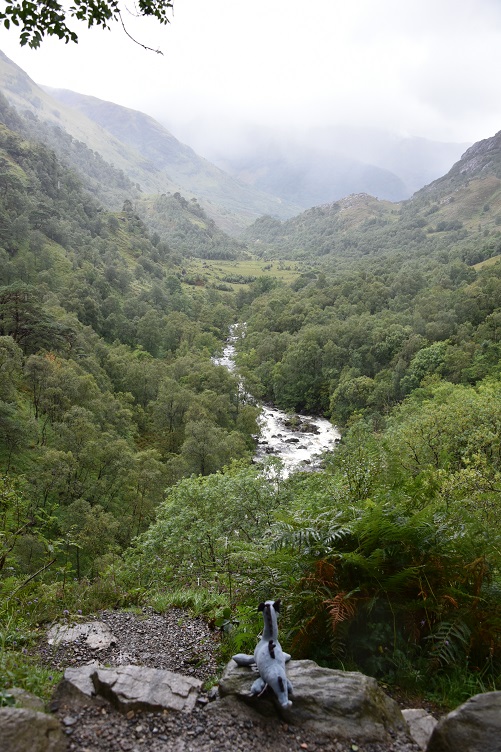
92,665,202,713
0,707,65,752
219,658,409,743
47,621,115,649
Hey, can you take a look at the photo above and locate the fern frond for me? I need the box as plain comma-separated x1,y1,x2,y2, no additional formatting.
424,619,471,666
324,590,358,632
382,566,422,594
441,594,459,609
272,523,351,555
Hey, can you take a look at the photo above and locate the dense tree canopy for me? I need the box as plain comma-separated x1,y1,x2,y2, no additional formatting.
0,0,174,48
1,66,501,709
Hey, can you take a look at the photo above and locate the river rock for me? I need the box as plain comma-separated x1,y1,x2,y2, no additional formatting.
92,664,202,713
300,422,320,434
0,707,65,752
219,658,409,743
426,691,501,752
402,708,438,749
47,621,115,649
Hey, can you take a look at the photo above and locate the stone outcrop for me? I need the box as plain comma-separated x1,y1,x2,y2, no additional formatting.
4,687,46,712
219,658,410,744
36,618,501,751
93,664,202,713
426,691,501,752
52,660,101,706
0,707,66,752
54,661,202,713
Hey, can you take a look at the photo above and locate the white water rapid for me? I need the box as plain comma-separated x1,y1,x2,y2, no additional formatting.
214,326,341,476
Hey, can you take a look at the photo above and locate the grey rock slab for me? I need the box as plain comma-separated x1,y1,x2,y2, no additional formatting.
402,708,438,750
219,658,409,743
426,691,501,752
52,660,101,708
47,620,115,649
0,707,65,752
92,664,202,713
5,687,45,712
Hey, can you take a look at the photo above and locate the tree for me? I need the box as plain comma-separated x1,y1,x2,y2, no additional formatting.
0,0,174,49
123,462,284,591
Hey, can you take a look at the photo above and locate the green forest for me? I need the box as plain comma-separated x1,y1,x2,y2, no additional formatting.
1,88,501,711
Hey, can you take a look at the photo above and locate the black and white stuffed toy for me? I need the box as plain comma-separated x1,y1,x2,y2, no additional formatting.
232,599,293,708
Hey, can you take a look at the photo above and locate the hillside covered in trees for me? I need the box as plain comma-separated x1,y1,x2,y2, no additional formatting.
1,83,500,711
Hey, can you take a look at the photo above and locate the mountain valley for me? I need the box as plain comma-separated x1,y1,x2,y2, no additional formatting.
1,48,501,717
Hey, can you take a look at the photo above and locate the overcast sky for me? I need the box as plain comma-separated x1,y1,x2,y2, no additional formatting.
1,0,501,155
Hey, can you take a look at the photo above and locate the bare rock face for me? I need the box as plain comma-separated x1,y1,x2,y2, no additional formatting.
219,658,409,743
426,691,501,752
93,665,202,713
54,662,202,714
47,621,115,649
402,708,438,750
0,707,65,752
51,660,101,708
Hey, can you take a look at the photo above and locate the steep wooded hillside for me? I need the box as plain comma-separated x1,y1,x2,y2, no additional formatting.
0,92,260,587
0,50,300,233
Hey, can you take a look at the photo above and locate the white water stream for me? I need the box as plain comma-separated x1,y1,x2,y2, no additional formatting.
214,326,341,476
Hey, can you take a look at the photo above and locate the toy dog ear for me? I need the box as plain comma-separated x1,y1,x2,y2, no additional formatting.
273,599,281,612
258,602,265,612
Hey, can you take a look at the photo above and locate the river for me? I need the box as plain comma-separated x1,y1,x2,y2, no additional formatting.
214,326,341,476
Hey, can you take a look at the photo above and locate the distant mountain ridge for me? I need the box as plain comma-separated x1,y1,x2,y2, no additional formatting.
0,49,469,236
244,130,501,267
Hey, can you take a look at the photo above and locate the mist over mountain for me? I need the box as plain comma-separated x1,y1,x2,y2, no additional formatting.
0,50,300,234
0,48,468,236
243,128,501,268
163,121,468,206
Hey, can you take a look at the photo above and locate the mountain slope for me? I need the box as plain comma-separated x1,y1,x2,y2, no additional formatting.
244,131,501,267
45,87,302,233
0,50,300,234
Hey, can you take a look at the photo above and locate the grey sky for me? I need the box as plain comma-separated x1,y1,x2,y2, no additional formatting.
1,0,501,154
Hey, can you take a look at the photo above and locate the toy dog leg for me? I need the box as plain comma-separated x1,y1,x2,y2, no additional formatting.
250,676,267,696
232,653,256,666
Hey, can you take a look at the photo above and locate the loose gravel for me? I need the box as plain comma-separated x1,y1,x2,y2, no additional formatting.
39,608,422,752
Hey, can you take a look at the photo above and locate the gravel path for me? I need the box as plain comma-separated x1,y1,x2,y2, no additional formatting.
40,608,422,752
